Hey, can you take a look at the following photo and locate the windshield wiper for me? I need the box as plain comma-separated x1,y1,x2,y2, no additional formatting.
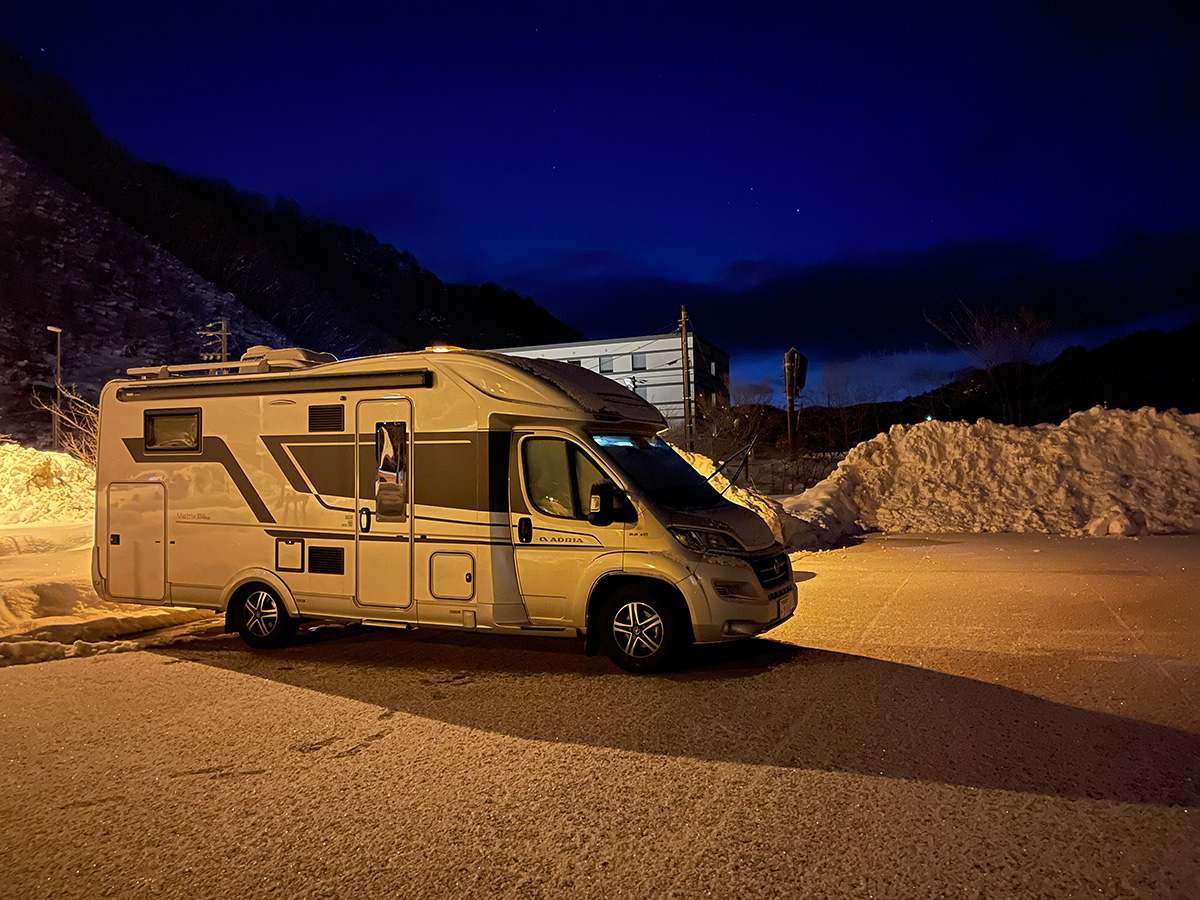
706,437,758,495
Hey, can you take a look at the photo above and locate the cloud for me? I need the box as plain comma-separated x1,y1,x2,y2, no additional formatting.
503,230,1200,362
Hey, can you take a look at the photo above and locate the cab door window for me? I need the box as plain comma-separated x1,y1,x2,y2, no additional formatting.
523,438,607,520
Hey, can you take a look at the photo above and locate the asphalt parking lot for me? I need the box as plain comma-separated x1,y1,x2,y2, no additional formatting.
1,533,1197,899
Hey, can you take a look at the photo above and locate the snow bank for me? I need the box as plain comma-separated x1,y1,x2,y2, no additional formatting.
0,445,241,667
0,609,215,667
0,581,214,667
0,443,94,524
784,407,1200,543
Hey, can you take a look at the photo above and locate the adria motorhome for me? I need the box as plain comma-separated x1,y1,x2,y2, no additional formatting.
92,346,796,671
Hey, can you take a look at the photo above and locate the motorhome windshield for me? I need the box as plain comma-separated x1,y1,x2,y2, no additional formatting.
590,435,726,511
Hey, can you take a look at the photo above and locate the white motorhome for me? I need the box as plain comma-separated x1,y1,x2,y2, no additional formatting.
92,346,796,671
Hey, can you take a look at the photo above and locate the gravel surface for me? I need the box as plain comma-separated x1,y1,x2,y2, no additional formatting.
1,533,1197,899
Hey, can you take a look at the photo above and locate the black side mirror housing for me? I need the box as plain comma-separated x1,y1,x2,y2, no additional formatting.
588,481,616,527
588,480,635,527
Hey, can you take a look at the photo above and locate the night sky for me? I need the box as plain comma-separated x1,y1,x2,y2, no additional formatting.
7,1,1199,399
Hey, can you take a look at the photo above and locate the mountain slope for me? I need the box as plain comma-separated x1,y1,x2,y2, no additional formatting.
0,134,291,443
0,42,581,362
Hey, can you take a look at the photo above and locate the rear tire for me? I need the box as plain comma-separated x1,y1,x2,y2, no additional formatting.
601,584,688,673
234,585,298,649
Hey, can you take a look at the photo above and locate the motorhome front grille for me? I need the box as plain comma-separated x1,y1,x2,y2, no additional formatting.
751,552,792,590
307,546,345,574
308,404,345,432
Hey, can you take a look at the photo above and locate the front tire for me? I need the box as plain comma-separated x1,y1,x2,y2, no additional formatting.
602,584,688,673
234,585,298,649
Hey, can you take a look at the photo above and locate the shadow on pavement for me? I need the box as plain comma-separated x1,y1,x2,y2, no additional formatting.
154,627,1200,808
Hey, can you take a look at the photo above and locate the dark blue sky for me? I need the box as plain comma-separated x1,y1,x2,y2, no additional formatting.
7,1,1199,397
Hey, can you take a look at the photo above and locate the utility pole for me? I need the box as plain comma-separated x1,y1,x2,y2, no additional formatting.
199,317,230,368
46,325,62,452
783,347,807,457
678,306,694,452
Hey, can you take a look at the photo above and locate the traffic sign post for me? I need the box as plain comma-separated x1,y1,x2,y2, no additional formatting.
783,347,807,456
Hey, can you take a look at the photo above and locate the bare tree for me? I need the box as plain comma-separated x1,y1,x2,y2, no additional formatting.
683,380,780,488
32,383,99,467
925,297,1052,425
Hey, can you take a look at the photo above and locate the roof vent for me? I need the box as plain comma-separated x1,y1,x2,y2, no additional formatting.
241,346,338,367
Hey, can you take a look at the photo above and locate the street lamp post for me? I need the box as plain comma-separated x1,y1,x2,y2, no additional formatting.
46,326,62,452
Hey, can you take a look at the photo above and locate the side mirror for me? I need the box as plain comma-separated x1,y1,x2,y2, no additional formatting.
588,480,618,527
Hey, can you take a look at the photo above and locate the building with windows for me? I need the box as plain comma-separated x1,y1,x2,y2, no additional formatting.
498,333,729,428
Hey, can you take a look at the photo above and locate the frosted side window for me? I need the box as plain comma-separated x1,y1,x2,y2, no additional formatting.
144,410,200,451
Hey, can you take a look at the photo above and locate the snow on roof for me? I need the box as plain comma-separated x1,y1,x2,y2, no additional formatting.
471,352,666,426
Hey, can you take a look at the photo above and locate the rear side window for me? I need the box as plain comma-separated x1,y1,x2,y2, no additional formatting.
144,409,200,451
522,437,607,519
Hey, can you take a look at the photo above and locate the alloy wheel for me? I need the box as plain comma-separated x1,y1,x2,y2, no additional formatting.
612,601,664,658
243,590,279,638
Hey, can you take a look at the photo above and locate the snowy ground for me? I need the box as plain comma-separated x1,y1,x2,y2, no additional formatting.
0,443,213,665
0,518,213,665
1,533,1196,899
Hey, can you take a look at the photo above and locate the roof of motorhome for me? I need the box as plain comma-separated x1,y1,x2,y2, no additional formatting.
324,349,666,425
116,349,666,427
494,332,725,355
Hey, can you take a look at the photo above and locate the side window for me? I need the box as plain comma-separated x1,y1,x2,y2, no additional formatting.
523,438,608,520
573,449,606,506
599,357,614,373
144,409,200,451
375,422,408,522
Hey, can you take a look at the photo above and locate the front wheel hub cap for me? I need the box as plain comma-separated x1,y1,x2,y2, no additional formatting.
612,601,664,658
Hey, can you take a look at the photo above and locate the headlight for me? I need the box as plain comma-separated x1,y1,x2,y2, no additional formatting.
669,527,744,553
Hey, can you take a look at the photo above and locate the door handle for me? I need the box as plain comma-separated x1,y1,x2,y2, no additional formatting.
517,516,532,544
359,507,373,533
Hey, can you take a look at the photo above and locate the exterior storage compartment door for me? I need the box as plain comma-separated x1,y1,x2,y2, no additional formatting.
106,482,167,602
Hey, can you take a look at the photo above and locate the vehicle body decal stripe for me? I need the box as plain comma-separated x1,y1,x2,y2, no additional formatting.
122,436,276,523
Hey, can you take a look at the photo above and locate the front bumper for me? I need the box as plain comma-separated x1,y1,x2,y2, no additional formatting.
683,558,799,644
719,583,798,638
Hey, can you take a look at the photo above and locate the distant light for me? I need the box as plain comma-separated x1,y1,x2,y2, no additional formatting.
925,415,934,421
426,345,462,353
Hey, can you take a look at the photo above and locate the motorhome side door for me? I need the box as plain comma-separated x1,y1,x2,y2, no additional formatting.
510,433,625,625
355,399,414,610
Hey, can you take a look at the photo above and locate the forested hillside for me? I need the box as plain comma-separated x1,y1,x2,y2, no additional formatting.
0,42,581,358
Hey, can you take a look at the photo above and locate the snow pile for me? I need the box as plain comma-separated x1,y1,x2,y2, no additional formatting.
784,407,1200,543
1,561,215,667
0,609,216,666
0,443,95,524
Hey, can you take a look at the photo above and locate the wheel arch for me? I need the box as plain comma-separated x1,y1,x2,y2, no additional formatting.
220,569,300,632
583,573,694,657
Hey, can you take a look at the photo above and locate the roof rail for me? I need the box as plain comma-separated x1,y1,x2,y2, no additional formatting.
127,346,337,379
